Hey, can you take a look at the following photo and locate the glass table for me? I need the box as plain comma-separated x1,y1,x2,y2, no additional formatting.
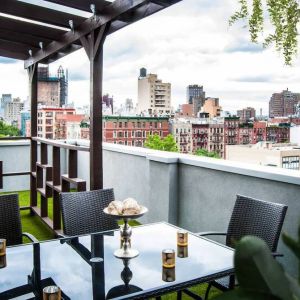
0,222,234,299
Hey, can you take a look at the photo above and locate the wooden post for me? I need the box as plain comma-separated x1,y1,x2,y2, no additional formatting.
28,63,38,210
80,24,110,190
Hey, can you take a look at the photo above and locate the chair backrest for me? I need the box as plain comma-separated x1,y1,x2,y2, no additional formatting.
226,195,287,252
0,194,22,246
60,188,118,236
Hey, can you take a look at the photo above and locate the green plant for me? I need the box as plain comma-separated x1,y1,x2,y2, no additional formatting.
215,223,300,299
0,120,21,136
195,148,220,159
144,134,178,152
230,0,300,65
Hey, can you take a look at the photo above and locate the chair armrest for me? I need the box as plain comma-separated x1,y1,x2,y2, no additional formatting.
22,232,38,243
196,231,227,237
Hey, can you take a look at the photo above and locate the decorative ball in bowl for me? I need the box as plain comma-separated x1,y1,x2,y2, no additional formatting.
103,198,148,259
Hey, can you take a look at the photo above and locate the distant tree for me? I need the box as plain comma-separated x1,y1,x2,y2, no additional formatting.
195,148,220,159
144,134,178,152
230,0,300,65
0,121,21,137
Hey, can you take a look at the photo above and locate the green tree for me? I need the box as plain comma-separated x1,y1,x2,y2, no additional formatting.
230,0,300,65
195,148,220,159
0,121,21,137
144,134,178,152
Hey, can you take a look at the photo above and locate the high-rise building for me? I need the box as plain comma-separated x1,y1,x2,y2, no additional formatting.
137,68,171,115
202,98,222,118
4,97,24,124
0,94,12,117
20,111,31,136
37,65,68,107
237,107,256,122
186,85,206,116
269,89,300,117
186,85,205,104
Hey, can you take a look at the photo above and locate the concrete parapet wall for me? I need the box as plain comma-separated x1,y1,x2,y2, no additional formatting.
0,140,299,276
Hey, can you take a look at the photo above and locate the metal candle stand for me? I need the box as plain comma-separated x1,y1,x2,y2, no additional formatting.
103,206,148,259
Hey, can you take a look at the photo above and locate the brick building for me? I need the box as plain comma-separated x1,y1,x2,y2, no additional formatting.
253,121,267,143
238,123,254,145
224,116,239,146
237,107,256,122
103,116,169,147
192,123,209,153
55,114,85,139
37,107,75,139
267,124,290,143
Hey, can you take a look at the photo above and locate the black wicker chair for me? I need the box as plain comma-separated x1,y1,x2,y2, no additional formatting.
60,188,118,236
180,194,288,300
0,194,38,246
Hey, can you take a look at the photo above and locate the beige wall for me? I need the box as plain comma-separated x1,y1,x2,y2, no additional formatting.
38,81,60,107
203,98,221,118
226,145,300,170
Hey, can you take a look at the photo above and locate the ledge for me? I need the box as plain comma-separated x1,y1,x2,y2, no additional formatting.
178,154,300,186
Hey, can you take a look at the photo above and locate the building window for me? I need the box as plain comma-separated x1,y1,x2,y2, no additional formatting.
282,156,299,170
119,122,122,128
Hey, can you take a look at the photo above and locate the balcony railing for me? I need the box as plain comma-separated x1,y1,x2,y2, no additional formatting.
0,140,299,277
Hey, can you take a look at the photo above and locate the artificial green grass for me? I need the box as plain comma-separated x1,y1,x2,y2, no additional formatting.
1,190,221,299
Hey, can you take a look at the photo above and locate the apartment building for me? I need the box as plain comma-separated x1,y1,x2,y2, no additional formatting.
208,122,225,158
137,68,171,115
224,116,240,146
55,114,85,139
103,116,169,147
170,120,193,154
237,107,256,122
238,123,254,145
37,107,75,139
202,98,222,118
192,123,209,153
4,97,24,125
269,89,300,117
267,124,290,143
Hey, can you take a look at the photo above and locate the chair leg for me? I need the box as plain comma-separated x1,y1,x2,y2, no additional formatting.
177,290,182,300
204,283,212,300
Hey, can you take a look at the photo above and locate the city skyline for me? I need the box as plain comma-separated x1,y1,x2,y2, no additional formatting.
1,0,300,114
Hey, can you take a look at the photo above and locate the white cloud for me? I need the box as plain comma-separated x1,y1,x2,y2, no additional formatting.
1,0,300,115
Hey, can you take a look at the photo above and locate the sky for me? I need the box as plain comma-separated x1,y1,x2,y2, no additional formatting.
1,0,300,115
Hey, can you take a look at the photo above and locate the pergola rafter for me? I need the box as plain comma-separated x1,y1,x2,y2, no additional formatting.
0,0,182,234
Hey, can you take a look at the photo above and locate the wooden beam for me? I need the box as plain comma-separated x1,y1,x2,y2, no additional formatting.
45,0,111,13
24,0,151,68
84,24,110,190
28,63,38,208
0,48,27,60
0,0,87,29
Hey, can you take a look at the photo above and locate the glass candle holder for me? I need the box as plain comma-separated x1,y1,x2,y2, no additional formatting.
177,245,188,258
162,249,175,268
177,230,188,246
162,266,176,282
0,255,6,269
43,286,61,300
0,239,6,256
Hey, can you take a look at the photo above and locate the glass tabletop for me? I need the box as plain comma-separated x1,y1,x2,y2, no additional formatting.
0,222,234,299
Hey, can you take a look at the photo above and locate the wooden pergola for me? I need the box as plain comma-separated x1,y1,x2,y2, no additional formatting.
0,0,181,234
